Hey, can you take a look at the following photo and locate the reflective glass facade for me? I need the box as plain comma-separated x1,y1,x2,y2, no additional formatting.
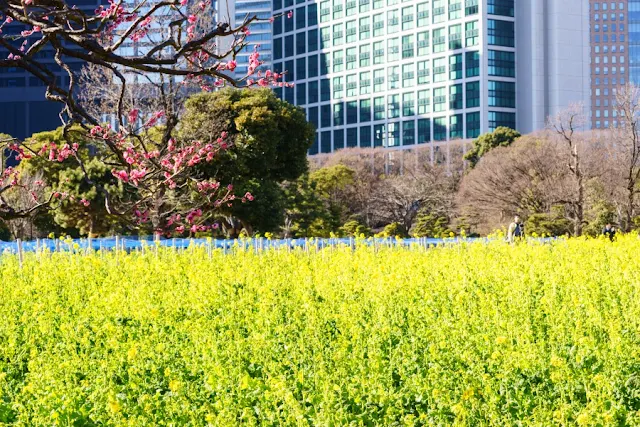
274,0,518,155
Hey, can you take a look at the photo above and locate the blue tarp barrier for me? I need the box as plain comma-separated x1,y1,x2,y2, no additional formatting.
0,236,555,254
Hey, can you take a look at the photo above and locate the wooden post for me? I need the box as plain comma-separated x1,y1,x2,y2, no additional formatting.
115,235,120,266
16,239,23,269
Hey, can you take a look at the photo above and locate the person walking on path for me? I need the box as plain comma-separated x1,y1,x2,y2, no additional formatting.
602,223,616,241
507,215,524,244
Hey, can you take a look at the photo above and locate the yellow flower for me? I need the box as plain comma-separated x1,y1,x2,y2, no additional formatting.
169,379,181,392
108,398,121,413
127,346,138,361
495,336,507,345
576,412,590,426
550,355,564,368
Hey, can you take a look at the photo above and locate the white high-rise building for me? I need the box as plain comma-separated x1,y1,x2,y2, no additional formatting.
270,0,591,156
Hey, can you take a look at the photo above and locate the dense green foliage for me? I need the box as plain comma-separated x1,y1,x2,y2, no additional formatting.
178,88,314,235
464,127,521,168
1,238,640,424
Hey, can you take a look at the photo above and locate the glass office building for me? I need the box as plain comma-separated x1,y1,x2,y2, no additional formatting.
590,1,629,129
272,0,591,155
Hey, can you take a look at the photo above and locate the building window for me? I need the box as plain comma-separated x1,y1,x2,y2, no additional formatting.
346,20,357,43
308,55,319,79
466,112,480,138
346,47,357,70
346,0,357,15
388,38,400,61
373,41,385,64
360,16,371,40
488,50,515,77
466,51,480,77
333,23,344,45
309,29,319,52
449,24,462,50
360,99,371,122
418,89,430,114
418,118,431,143
360,44,371,67
333,50,344,73
402,6,414,30
450,114,463,139
402,35,415,59
347,101,358,124
434,87,447,112
388,9,400,33
321,105,332,128
449,1,462,20
403,120,415,145
360,0,370,13
374,96,385,120
388,66,400,90
347,127,358,147
308,81,319,104
417,2,430,26
296,6,306,29
297,57,306,80
308,3,318,26
434,117,447,141
465,0,478,15
388,122,400,147
403,92,415,116
373,69,385,92
274,38,283,61
374,124,385,147
321,131,332,153
296,83,307,105
465,21,479,46
347,74,357,97
333,0,344,19
450,84,463,110
321,79,331,101
360,71,371,94
321,27,331,48
417,31,430,56
488,81,515,108
373,13,385,37
433,0,446,23
466,81,480,108
388,94,400,118
334,129,345,150
333,77,344,99
417,60,430,85
320,1,331,22
360,125,372,147
433,28,446,53
450,53,463,80
488,19,515,47
285,35,294,57
433,57,447,82
402,63,415,87
487,0,514,17
488,111,516,130
333,103,344,126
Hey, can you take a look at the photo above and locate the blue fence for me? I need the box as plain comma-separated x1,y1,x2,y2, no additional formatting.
0,236,496,254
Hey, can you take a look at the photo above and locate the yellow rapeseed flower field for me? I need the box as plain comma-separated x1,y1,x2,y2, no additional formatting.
1,237,640,425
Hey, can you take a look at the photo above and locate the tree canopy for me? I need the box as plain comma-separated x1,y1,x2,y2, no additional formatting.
464,127,521,168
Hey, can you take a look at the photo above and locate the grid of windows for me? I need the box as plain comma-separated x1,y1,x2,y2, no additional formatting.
271,0,516,151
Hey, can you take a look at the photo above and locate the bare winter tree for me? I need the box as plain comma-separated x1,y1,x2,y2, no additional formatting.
612,83,640,231
371,158,457,233
0,0,291,234
458,134,567,233
547,103,589,236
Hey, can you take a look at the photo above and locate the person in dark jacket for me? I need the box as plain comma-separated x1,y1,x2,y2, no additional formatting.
603,223,616,241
